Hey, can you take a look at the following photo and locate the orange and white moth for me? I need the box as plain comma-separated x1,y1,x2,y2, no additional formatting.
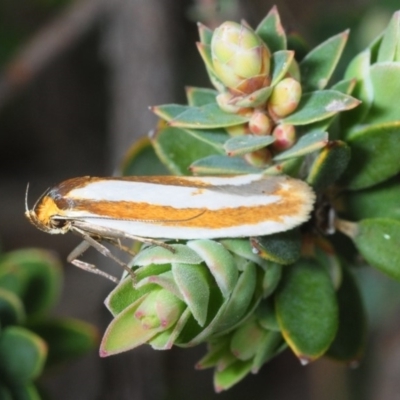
25,174,315,282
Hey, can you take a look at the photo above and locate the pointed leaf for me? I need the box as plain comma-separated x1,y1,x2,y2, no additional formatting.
256,6,287,52
273,131,328,161
271,50,295,85
151,126,222,175
214,359,253,392
264,157,304,176
220,239,266,265
275,259,338,361
261,262,282,298
256,299,280,331
234,86,273,108
133,244,203,266
300,30,349,91
0,327,47,384
341,121,400,190
187,240,238,298
185,128,226,151
172,263,210,327
212,261,257,332
186,87,218,106
306,140,351,190
252,331,284,372
223,134,275,156
327,266,366,362
377,11,400,62
169,103,250,129
230,317,267,360
282,90,360,125
151,104,191,121
198,22,213,45
190,155,261,175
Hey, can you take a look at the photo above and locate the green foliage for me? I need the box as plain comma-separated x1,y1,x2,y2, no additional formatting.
0,249,97,399
106,6,400,392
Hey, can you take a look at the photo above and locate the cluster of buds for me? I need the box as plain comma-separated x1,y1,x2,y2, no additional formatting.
199,20,302,166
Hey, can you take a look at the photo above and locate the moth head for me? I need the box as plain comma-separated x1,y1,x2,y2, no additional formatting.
25,184,70,234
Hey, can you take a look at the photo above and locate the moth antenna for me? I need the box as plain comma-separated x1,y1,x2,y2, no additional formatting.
25,183,30,214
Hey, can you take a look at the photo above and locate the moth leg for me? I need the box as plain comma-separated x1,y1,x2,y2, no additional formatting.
70,229,137,283
123,235,176,252
67,241,119,283
105,238,137,257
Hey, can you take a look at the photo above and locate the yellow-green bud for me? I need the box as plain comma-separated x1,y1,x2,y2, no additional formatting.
244,147,272,167
268,78,302,118
211,21,270,93
249,110,272,135
226,123,249,136
272,124,296,150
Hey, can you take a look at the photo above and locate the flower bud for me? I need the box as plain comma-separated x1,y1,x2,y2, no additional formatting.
268,78,302,118
226,123,250,136
249,110,272,135
244,147,272,167
134,289,184,330
272,124,296,150
211,21,270,93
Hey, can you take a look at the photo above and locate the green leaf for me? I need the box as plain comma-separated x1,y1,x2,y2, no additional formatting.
264,157,304,176
223,134,275,156
349,219,400,281
344,176,400,221
275,259,338,362
273,131,328,161
261,262,282,298
271,51,295,86
0,249,62,321
256,300,280,331
151,126,222,175
133,244,203,266
306,140,351,191
300,30,349,91
169,103,250,129
341,50,373,131
363,62,400,125
256,5,287,52
250,229,301,265
187,240,239,298
212,261,257,332
184,128,226,151
105,278,158,316
120,137,169,176
327,266,366,362
213,359,253,393
151,104,191,121
234,86,273,108
0,288,25,327
190,155,261,175
377,11,400,62
282,90,360,126
172,263,210,327
9,384,41,400
198,22,213,45
186,87,218,106
220,239,266,265
230,317,267,361
341,121,400,190
0,327,47,384
28,318,98,368
252,331,284,373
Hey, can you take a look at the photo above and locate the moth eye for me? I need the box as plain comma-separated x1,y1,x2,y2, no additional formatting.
51,218,67,229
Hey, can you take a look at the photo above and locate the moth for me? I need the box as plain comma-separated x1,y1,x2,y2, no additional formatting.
26,174,315,282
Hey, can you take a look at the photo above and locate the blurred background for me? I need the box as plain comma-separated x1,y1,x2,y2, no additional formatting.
1,0,400,399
